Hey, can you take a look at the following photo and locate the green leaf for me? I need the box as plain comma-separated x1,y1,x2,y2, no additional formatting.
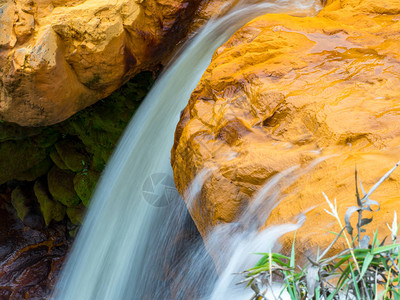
349,263,362,299
394,290,400,300
334,254,352,269
371,243,400,255
336,265,351,290
253,254,269,268
252,252,290,268
372,230,379,249
315,284,321,299
324,229,344,237
360,252,373,278
379,256,390,271
278,285,287,299
284,274,296,299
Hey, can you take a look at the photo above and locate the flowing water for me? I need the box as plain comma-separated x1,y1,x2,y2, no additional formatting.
53,1,323,299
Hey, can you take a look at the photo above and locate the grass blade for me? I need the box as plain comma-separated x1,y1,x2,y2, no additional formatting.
371,243,400,255
350,263,362,299
360,252,374,278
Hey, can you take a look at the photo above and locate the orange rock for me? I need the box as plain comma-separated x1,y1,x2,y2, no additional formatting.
172,0,400,256
0,0,207,126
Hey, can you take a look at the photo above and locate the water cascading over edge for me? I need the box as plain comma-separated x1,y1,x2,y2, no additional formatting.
53,1,322,299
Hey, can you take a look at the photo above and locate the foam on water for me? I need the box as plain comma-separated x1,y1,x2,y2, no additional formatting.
53,1,322,299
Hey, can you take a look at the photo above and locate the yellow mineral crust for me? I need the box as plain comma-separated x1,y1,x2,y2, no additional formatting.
172,0,400,256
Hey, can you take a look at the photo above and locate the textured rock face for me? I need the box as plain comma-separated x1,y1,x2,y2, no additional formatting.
172,0,400,255
0,189,70,299
0,71,152,227
0,72,151,297
0,0,203,126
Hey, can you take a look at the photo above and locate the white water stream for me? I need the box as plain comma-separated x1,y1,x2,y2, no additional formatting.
53,1,322,299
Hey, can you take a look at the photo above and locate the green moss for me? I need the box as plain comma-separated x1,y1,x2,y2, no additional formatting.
62,71,154,172
14,157,53,181
11,186,30,222
90,148,107,171
32,128,59,148
0,123,42,142
73,170,100,206
66,205,85,225
47,166,81,207
33,179,66,226
0,139,47,184
49,149,69,170
68,227,79,238
0,71,154,225
55,139,87,172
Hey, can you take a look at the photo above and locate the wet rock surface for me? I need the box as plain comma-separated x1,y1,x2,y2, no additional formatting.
0,0,324,127
0,186,71,299
172,0,400,256
0,71,163,298
0,0,204,126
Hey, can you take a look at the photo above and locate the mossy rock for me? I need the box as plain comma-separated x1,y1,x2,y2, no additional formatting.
90,151,107,172
34,179,66,226
0,139,47,184
31,128,59,148
68,227,79,238
14,158,53,181
86,108,125,134
89,143,112,171
73,170,100,207
11,185,45,229
61,72,154,173
50,149,69,170
11,186,30,221
55,139,87,172
0,72,155,228
66,205,85,225
65,125,117,171
47,166,81,207
0,122,42,142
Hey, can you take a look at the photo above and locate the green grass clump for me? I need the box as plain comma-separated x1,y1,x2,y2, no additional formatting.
239,162,400,300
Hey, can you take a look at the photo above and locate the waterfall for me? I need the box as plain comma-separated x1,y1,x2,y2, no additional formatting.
53,1,322,299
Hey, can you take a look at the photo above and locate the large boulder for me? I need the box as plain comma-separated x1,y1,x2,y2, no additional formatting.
0,0,206,126
172,0,400,256
0,71,153,225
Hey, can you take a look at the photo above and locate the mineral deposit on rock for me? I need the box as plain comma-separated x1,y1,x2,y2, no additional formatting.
172,0,400,255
